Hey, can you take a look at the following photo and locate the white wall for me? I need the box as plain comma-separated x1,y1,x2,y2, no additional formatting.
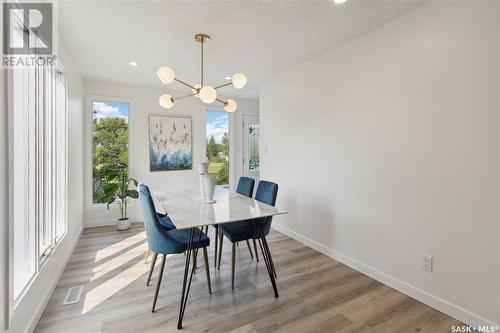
83,79,258,226
0,5,9,330
261,1,499,326
3,38,85,333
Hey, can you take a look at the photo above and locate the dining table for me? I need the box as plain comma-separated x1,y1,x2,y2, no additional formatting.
154,186,288,329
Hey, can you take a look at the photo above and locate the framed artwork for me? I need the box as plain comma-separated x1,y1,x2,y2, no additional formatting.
149,115,192,171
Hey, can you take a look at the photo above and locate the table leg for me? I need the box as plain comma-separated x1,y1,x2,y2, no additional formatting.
177,228,204,329
252,222,279,298
262,235,277,278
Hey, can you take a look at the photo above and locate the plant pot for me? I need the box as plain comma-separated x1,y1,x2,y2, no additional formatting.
116,217,131,231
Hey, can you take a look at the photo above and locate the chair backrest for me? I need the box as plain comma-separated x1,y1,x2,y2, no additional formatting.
236,177,255,198
138,183,174,254
255,180,278,236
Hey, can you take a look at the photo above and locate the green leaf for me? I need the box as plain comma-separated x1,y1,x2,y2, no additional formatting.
106,197,116,210
103,169,120,177
129,178,138,187
102,183,119,193
127,189,139,199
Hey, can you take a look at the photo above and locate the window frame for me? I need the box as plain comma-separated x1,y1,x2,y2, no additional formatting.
7,57,68,317
203,106,235,190
85,95,134,211
38,63,68,265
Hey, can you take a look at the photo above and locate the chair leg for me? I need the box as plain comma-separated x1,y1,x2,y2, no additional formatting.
146,252,158,286
145,248,151,264
245,239,254,260
152,254,166,312
202,246,212,294
217,232,223,270
192,249,198,274
214,225,218,267
231,243,236,289
253,239,259,262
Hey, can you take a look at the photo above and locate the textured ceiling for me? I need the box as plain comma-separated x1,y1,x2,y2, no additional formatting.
59,0,425,98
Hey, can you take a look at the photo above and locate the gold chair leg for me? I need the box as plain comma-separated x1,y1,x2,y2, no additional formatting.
231,243,236,289
202,247,212,294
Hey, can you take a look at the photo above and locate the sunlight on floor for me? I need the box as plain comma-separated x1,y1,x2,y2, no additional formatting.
91,239,147,281
94,231,146,262
82,253,147,315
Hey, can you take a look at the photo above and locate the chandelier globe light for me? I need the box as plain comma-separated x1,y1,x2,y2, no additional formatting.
199,86,217,104
159,94,174,109
224,99,237,113
232,73,247,89
157,34,246,112
157,67,175,84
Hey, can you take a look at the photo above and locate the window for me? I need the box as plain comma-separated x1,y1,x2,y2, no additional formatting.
91,101,129,204
10,52,68,301
205,111,229,187
247,124,260,172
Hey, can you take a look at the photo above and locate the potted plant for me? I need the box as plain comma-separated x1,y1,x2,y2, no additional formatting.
100,163,139,231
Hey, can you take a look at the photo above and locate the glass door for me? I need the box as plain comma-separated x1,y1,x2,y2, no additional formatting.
243,115,260,183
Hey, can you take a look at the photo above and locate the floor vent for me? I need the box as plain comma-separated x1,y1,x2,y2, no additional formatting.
62,286,83,306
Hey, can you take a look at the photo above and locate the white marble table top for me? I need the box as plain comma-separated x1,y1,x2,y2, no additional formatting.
154,187,287,230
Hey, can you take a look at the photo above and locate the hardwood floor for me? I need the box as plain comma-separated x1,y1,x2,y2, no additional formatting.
35,223,461,333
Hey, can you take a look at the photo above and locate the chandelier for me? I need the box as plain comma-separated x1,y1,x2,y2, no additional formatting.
157,34,247,113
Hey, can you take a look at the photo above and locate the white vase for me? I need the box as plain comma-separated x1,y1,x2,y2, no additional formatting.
201,173,217,204
197,162,210,199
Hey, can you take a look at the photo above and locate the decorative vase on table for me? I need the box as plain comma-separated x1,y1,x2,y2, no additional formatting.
197,161,210,199
201,173,217,204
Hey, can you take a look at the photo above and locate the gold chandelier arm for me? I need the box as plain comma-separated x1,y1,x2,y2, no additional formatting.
216,98,226,105
174,92,197,101
214,82,232,90
175,78,196,90
201,39,204,86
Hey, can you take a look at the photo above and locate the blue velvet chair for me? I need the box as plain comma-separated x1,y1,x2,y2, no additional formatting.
139,183,211,312
144,212,175,263
214,177,256,267
236,176,255,197
219,180,278,289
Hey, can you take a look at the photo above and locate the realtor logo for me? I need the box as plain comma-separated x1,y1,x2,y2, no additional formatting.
3,2,53,55
2,2,56,67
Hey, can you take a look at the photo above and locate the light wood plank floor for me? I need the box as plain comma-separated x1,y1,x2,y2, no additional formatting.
35,223,461,333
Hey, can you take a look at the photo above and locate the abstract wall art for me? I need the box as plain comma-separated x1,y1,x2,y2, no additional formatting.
149,116,192,171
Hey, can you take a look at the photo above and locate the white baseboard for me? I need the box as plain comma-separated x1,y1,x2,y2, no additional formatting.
84,218,117,228
84,218,141,228
272,222,497,328
26,224,84,333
